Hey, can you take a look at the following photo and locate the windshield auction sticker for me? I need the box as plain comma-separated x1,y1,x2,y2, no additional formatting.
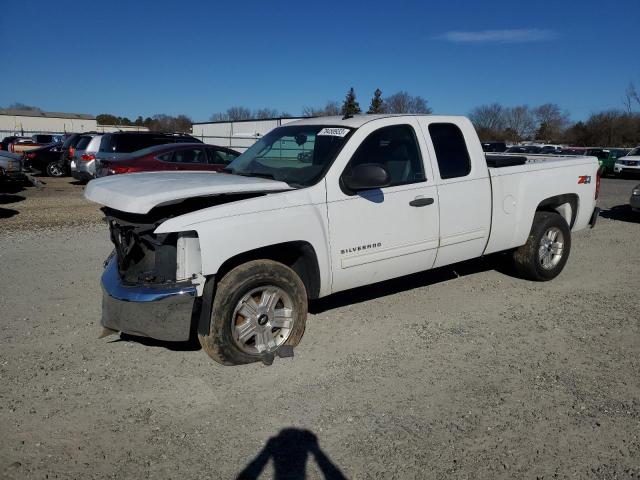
317,128,350,137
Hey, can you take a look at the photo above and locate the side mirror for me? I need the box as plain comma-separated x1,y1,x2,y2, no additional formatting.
341,163,390,194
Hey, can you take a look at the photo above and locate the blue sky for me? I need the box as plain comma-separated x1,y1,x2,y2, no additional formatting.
1,0,638,122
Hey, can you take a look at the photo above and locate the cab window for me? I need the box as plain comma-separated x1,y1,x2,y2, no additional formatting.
428,123,471,179
343,124,425,187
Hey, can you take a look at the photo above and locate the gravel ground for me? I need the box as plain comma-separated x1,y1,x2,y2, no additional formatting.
0,176,639,479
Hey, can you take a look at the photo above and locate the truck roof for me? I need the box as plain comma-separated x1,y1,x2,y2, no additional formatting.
286,114,468,128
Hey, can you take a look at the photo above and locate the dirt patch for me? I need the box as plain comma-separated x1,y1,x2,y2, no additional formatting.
0,178,638,479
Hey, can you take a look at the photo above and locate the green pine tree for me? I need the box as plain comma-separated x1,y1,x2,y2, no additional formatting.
367,88,384,114
340,87,361,117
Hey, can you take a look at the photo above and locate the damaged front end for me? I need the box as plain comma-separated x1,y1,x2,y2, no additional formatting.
101,205,202,341
100,195,261,342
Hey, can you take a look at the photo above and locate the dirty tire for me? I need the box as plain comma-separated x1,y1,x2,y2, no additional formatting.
513,211,571,281
198,260,307,365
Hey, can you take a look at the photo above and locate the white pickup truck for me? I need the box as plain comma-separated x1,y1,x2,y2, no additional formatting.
86,114,600,365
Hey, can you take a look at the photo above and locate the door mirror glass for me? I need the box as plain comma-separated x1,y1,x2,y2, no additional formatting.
342,163,390,193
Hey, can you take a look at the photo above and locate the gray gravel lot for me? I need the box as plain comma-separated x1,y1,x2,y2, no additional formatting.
0,176,639,479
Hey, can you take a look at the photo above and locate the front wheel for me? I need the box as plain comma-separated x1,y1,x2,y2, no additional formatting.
46,161,66,177
512,211,571,281
199,260,308,365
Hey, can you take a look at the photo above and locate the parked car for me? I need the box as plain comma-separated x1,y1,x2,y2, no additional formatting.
559,147,588,156
1,136,30,151
538,145,563,154
7,137,40,154
5,134,64,154
481,141,507,152
614,147,640,176
85,114,600,365
22,142,65,177
32,134,64,144
597,148,629,176
96,132,202,162
70,134,103,182
96,143,239,177
0,151,27,183
505,145,542,154
58,132,92,175
630,184,640,213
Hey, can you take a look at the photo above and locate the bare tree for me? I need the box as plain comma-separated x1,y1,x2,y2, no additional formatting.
533,103,570,140
254,108,280,119
384,91,432,114
303,101,340,117
226,106,252,121
503,105,536,140
623,82,640,112
5,102,41,111
468,103,506,133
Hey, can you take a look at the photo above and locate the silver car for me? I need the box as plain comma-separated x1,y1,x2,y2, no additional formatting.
70,134,103,182
0,151,27,183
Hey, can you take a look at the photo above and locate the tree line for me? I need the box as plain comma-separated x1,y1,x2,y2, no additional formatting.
208,88,432,121
8,81,640,145
470,102,640,146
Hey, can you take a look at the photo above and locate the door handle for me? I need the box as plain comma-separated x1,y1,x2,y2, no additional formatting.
409,197,434,207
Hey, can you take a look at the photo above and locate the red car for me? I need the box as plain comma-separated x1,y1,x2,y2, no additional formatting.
95,143,240,177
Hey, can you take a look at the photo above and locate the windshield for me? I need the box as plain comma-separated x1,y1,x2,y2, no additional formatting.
225,125,354,186
628,147,640,156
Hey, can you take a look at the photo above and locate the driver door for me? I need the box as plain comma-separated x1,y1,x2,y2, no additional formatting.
325,119,440,293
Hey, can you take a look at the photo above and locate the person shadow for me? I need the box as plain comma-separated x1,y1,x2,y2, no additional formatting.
236,428,347,480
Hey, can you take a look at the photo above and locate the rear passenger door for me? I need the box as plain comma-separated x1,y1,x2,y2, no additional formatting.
417,119,492,268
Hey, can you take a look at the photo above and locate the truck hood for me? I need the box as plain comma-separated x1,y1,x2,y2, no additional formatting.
84,171,293,214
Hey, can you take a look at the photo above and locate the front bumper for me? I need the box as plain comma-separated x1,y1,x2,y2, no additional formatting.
101,256,197,341
630,194,640,212
614,163,640,174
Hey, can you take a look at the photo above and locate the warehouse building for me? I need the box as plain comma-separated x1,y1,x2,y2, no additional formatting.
0,109,97,135
191,117,304,152
0,109,149,137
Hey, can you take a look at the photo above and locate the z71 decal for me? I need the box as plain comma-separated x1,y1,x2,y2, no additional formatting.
578,175,592,184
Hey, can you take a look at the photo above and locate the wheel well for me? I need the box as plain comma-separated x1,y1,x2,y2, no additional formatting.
215,241,321,299
536,194,578,228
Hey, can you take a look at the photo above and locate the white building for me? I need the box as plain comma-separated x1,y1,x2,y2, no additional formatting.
0,109,149,137
0,109,97,135
191,117,304,151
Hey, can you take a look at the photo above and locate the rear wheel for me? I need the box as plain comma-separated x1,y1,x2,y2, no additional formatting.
198,260,307,365
46,161,66,177
513,211,571,281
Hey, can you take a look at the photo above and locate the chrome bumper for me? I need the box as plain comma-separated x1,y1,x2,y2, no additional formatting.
101,256,197,341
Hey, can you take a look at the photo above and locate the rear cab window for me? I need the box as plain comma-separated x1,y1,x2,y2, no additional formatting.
428,123,471,179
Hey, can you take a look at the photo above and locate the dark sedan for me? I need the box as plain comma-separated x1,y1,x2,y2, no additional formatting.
23,142,66,176
96,143,240,177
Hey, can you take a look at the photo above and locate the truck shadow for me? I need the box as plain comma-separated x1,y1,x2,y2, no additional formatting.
114,254,514,352
599,205,640,224
310,253,513,314
236,428,347,480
